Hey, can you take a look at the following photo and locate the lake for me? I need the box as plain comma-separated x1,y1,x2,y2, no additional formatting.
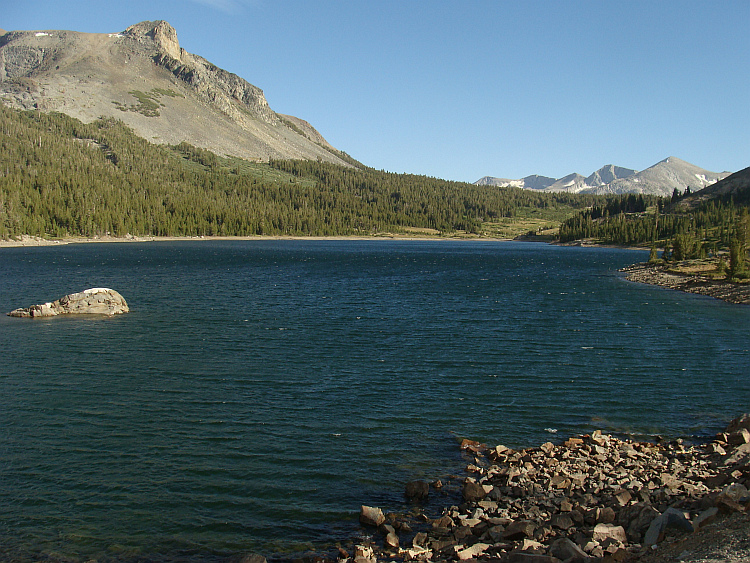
0,240,748,561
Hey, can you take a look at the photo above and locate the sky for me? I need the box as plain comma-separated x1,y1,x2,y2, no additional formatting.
2,0,749,183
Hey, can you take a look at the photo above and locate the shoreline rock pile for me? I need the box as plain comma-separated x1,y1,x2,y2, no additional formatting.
352,415,750,562
7,288,129,317
621,262,750,305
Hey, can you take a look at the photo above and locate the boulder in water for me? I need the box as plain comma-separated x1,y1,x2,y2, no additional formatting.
7,288,129,317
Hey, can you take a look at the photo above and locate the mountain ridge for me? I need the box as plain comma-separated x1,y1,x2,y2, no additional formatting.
0,21,353,166
670,166,750,210
476,158,730,197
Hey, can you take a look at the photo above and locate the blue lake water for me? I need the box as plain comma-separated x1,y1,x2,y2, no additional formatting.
0,240,748,561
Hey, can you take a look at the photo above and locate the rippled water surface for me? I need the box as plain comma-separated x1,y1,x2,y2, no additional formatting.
0,240,748,561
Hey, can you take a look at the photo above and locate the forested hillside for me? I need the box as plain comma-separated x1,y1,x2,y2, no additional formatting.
558,183,750,277
0,105,607,239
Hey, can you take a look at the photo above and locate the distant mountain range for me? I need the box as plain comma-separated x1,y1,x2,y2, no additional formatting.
476,157,731,197
0,21,354,166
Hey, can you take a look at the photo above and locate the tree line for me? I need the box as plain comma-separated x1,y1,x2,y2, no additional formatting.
0,105,605,239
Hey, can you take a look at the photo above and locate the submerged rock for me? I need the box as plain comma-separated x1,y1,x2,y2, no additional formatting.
405,480,429,500
8,288,129,317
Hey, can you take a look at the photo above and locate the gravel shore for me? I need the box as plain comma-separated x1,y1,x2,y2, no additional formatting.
621,262,750,305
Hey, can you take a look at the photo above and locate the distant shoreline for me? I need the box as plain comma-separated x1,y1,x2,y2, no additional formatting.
0,233,516,248
0,234,654,249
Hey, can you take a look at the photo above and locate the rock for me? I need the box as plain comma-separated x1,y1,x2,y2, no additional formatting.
503,519,537,540
455,542,490,560
595,507,616,524
353,545,376,563
550,538,589,561
727,413,750,433
398,521,412,533
8,288,129,317
230,555,267,563
550,514,574,530
614,489,632,506
722,442,750,466
462,479,486,502
540,441,555,455
721,482,749,502
716,494,746,513
728,428,750,446
460,438,485,453
591,430,607,446
506,552,562,563
643,507,693,546
592,523,627,544
453,525,473,541
602,547,630,562
432,515,454,530
412,531,428,547
384,531,399,549
705,471,731,489
494,444,513,458
521,538,544,550
550,475,571,489
625,504,659,541
359,505,385,527
405,480,429,500
706,442,726,455
401,545,430,560
379,523,396,535
692,506,719,529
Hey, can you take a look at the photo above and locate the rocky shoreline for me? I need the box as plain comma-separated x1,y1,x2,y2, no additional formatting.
328,415,750,563
621,262,750,305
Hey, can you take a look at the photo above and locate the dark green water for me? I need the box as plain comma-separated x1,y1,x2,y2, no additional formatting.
0,240,748,561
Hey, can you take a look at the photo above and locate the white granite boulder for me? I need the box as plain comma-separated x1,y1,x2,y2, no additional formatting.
8,288,129,317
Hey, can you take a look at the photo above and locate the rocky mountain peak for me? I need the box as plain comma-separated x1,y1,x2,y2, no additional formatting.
124,20,182,62
0,20,353,166
586,164,638,187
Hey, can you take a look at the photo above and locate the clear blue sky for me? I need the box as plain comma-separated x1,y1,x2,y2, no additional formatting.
3,1,749,182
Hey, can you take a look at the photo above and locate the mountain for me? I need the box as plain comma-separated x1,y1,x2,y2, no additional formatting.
586,165,638,187
670,166,750,210
0,21,353,166
590,157,729,197
694,166,750,198
476,165,634,193
476,159,728,196
546,173,587,193
475,174,556,190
